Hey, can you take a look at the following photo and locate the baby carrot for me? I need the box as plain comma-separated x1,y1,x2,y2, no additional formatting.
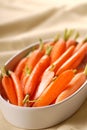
21,74,29,90
33,69,74,107
43,45,74,73
66,32,79,49
50,39,66,63
0,79,7,100
9,71,24,106
55,65,87,103
73,41,84,54
33,70,54,100
66,39,77,49
14,57,28,79
56,43,87,75
24,46,52,98
2,75,18,105
21,46,44,80
43,33,60,50
50,45,75,73
33,46,75,100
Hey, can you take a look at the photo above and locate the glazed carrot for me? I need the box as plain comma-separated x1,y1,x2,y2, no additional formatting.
56,43,87,75
14,57,28,79
2,75,18,105
55,66,87,103
33,69,74,107
50,39,66,63
33,70,54,100
21,44,44,80
24,46,52,98
9,71,24,106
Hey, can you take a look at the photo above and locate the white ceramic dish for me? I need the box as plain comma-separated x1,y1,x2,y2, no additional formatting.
0,40,87,129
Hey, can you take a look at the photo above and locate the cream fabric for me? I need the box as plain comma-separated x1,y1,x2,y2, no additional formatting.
0,0,87,130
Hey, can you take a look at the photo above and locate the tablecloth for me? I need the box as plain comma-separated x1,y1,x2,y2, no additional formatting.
0,0,87,130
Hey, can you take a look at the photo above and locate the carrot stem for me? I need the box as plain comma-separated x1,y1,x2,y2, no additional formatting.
84,64,87,76
64,29,74,41
39,38,44,51
45,46,52,55
53,34,60,43
23,94,37,104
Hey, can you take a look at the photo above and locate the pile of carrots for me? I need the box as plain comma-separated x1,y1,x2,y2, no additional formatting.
1,29,87,107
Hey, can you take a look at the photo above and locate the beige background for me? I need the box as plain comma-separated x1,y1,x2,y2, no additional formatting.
0,0,87,130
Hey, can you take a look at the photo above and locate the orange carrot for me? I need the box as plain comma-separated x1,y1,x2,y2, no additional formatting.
33,70,54,100
33,69,74,107
0,80,7,100
73,41,84,54
66,39,77,49
50,39,66,63
24,47,52,98
14,57,28,79
66,31,79,49
2,75,18,105
32,46,75,100
9,71,24,106
56,43,87,75
55,66,87,103
32,46,75,99
46,45,75,74
44,34,60,50
21,47,44,80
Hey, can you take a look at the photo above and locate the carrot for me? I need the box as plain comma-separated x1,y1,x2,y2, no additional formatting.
14,57,28,79
9,71,24,106
71,53,87,69
0,80,7,100
21,74,29,90
50,39,66,63
43,34,60,50
76,54,87,73
66,31,79,49
55,65,87,103
50,45,75,73
73,42,84,54
33,70,54,100
33,69,74,107
32,45,75,98
66,39,77,49
2,75,18,105
32,46,75,100
21,46,44,80
56,43,87,75
24,46,52,99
